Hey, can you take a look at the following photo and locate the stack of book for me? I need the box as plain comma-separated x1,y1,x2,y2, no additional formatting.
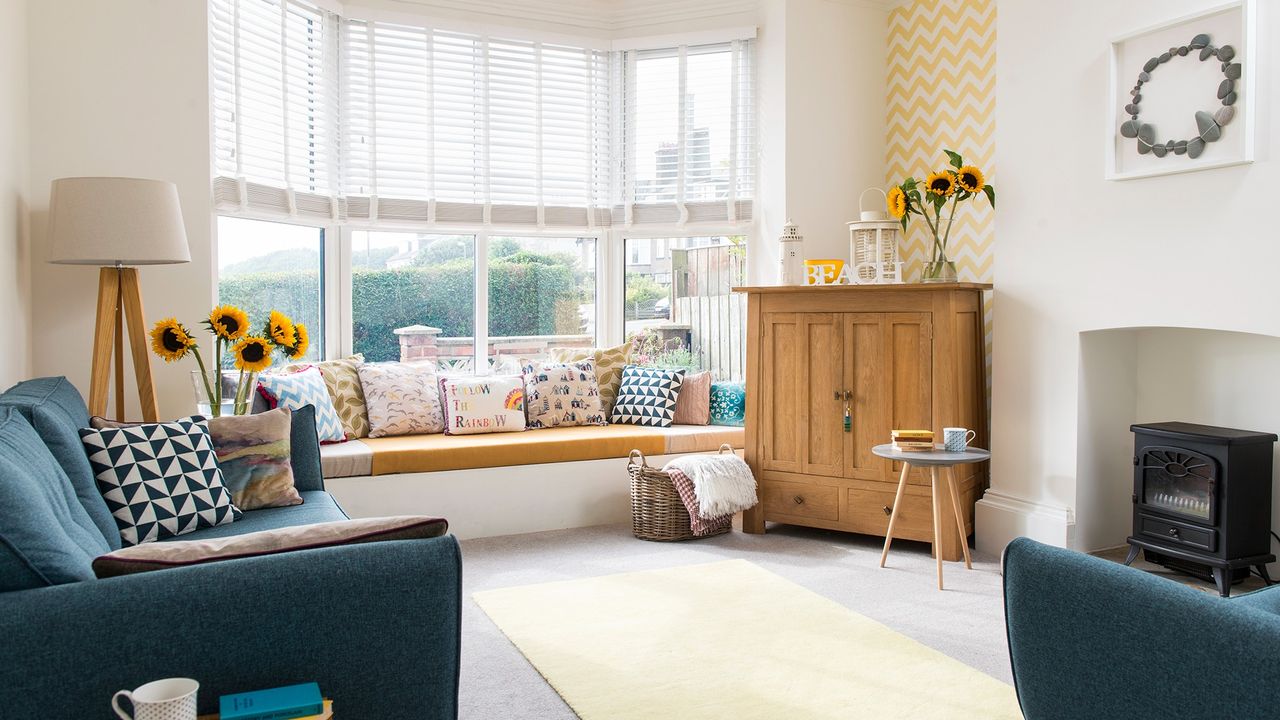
220,683,332,720
890,429,934,452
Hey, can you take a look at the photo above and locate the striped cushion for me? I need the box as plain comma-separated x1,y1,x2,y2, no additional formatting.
258,368,346,443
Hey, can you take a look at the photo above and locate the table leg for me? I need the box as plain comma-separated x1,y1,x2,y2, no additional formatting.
930,466,944,590
879,462,913,568
945,466,973,570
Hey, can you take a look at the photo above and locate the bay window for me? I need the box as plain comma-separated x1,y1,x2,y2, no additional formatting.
209,0,754,377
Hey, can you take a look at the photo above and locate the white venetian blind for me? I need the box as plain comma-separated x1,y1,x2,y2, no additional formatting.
617,40,754,225
210,0,752,230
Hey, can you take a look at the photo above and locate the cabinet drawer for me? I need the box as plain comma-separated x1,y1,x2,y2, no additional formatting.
1138,513,1216,552
762,481,839,521
847,487,932,538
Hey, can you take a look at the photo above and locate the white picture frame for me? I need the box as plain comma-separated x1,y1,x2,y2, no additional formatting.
1106,0,1255,181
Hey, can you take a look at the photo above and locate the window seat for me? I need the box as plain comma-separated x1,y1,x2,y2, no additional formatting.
320,424,744,478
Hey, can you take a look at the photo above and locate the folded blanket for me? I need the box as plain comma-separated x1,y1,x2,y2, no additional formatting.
663,452,757,519
667,468,732,537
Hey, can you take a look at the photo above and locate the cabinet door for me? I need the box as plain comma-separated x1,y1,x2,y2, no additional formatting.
886,313,933,481
844,313,887,481
760,313,802,473
802,314,844,477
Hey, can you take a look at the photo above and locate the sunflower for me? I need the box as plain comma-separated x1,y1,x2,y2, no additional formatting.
925,170,956,197
150,318,197,362
265,310,296,349
208,305,249,341
282,323,310,359
956,165,985,194
887,186,908,219
232,335,275,373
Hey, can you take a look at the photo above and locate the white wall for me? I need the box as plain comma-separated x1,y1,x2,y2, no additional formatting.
978,0,1280,554
0,0,30,389
26,0,213,420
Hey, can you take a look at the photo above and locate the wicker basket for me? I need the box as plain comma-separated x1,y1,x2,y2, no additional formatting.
627,444,734,542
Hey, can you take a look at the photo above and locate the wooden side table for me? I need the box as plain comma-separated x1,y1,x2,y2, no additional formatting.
872,443,990,590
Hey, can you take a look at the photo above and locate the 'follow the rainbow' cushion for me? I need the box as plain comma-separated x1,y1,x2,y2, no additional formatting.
438,376,527,435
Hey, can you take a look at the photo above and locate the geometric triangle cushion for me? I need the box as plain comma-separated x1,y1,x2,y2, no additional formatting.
79,418,241,546
609,365,685,428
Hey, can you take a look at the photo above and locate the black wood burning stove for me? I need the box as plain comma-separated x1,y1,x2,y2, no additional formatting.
1124,422,1278,597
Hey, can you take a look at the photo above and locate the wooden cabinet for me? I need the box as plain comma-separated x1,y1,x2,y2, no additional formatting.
740,283,990,562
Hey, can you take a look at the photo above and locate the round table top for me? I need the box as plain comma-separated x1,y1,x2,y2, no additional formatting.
871,443,991,466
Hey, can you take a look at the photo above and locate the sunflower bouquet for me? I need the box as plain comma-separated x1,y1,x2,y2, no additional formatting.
886,149,995,283
150,306,309,416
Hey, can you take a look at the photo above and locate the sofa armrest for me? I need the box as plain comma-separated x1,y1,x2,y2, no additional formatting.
0,535,461,719
1002,537,1280,720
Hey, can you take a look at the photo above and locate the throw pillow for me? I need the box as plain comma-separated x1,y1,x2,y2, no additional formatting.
523,359,607,429
358,362,446,437
207,408,301,511
286,354,369,439
438,375,526,435
257,367,346,443
548,341,632,418
672,371,712,425
79,419,242,546
709,381,747,427
92,515,449,578
610,365,685,428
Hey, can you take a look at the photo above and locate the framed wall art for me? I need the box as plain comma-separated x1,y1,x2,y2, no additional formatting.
1106,0,1255,180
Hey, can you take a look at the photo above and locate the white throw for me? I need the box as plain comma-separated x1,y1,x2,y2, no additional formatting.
663,453,758,519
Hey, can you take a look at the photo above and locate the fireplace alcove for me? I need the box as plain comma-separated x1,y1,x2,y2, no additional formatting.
1076,327,1280,578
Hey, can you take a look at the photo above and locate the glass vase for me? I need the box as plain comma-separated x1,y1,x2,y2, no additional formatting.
191,370,258,417
921,259,958,284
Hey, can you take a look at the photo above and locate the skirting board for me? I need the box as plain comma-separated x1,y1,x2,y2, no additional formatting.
974,490,1075,556
326,450,742,540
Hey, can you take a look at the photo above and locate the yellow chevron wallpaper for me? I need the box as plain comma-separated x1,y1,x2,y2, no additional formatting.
886,0,995,390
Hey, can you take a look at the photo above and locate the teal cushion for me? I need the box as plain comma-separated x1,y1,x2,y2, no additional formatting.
0,408,110,590
709,381,746,426
162,491,347,542
0,377,119,549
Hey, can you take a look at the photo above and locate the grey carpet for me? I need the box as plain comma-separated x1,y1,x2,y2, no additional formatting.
459,522,1013,719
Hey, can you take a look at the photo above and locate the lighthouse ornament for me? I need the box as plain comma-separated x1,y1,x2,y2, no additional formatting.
778,219,804,285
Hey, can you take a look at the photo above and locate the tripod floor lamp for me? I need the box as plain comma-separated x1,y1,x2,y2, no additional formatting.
48,177,190,422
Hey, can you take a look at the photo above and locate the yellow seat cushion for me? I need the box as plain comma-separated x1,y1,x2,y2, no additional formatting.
360,424,744,475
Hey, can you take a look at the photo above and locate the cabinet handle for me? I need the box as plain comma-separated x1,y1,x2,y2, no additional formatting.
793,495,805,505
883,505,892,516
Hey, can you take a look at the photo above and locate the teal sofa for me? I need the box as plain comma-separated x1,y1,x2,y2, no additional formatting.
1003,537,1280,719
0,377,461,719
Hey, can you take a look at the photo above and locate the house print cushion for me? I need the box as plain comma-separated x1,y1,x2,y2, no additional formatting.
548,341,633,418
523,359,607,429
439,376,527,435
610,365,685,428
357,362,446,438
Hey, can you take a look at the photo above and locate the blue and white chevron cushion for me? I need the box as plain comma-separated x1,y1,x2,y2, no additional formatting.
79,419,241,546
257,367,346,443
610,365,686,428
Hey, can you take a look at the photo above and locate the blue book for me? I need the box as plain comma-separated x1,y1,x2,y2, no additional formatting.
220,682,324,720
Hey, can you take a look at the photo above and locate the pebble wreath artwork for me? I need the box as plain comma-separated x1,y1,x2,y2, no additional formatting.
1118,33,1242,160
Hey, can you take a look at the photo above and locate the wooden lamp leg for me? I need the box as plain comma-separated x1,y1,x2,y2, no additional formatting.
89,268,121,419
120,268,160,422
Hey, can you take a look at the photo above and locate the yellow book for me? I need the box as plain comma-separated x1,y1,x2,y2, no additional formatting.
293,699,333,720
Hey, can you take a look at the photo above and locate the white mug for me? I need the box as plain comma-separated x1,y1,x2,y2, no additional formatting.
943,427,977,452
112,678,198,720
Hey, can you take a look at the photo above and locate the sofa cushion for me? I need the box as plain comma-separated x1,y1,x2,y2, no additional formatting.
288,404,324,493
258,368,346,443
286,355,369,439
672,371,711,425
0,376,119,549
522,359,607,429
0,408,110,590
208,408,302,510
439,375,526,435
610,365,685,428
94,515,448,578
709,381,746,427
163,491,348,541
359,362,445,437
80,419,242,546
549,342,632,418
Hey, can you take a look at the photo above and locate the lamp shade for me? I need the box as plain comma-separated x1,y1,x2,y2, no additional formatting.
48,177,191,265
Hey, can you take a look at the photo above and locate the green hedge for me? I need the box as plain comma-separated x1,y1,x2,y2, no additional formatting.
218,261,585,363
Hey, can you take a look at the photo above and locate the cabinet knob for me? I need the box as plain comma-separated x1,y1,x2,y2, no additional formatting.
882,505,892,516
793,495,805,505
833,391,842,400
1168,527,1179,538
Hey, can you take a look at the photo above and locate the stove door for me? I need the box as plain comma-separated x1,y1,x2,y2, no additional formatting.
1137,445,1217,524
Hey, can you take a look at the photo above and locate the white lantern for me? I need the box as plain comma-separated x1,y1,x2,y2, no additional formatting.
847,188,903,284
778,218,805,285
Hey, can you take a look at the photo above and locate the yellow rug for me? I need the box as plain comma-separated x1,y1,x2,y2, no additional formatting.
473,559,1022,720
